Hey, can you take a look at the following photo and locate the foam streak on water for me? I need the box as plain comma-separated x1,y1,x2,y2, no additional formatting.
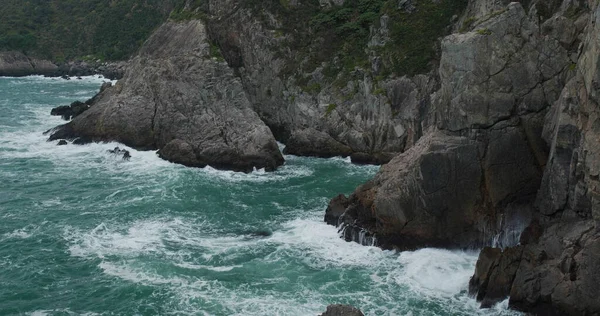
0,77,520,315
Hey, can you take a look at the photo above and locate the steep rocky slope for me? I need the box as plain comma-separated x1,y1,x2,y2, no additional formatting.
324,0,599,314
49,20,283,172
469,1,600,313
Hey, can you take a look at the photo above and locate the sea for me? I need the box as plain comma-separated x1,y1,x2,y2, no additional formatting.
0,76,521,315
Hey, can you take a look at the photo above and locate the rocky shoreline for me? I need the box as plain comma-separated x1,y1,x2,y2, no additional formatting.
39,0,600,314
0,51,126,80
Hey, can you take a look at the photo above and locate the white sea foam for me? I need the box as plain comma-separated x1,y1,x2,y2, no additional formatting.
199,162,314,183
65,218,190,259
2,223,46,240
3,74,117,85
268,218,391,268
62,214,521,316
28,309,100,316
3,228,33,239
394,248,478,297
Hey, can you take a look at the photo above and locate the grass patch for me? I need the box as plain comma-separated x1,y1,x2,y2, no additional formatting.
326,103,338,115
476,28,492,36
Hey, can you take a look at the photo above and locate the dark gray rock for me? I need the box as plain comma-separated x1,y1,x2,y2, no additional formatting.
467,2,600,314
469,246,523,308
57,140,68,146
350,152,395,165
320,304,364,316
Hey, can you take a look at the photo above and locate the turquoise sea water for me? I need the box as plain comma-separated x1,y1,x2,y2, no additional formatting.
0,76,520,316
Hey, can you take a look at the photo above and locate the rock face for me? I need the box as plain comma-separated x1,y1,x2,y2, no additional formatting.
320,304,364,316
324,0,600,313
468,1,600,313
48,20,284,172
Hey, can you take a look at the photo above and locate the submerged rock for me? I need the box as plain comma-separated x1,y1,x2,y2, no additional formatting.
320,304,364,316
48,20,283,173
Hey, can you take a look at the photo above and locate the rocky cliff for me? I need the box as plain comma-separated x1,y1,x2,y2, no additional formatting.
324,0,600,314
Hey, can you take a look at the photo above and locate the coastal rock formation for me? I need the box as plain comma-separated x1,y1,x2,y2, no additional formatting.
326,2,569,250
321,1,600,313
468,1,600,313
48,20,283,172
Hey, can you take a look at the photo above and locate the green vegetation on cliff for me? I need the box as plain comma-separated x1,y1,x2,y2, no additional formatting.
0,0,179,61
240,0,468,83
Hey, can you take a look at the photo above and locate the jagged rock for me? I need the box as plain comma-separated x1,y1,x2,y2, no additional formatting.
207,4,431,160
57,140,68,146
469,246,524,308
48,20,284,173
50,105,72,120
283,128,352,158
320,304,364,316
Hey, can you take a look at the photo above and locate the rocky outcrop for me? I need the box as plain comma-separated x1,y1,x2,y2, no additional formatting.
0,51,126,79
468,1,600,313
320,304,364,316
325,2,569,250
48,20,284,172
